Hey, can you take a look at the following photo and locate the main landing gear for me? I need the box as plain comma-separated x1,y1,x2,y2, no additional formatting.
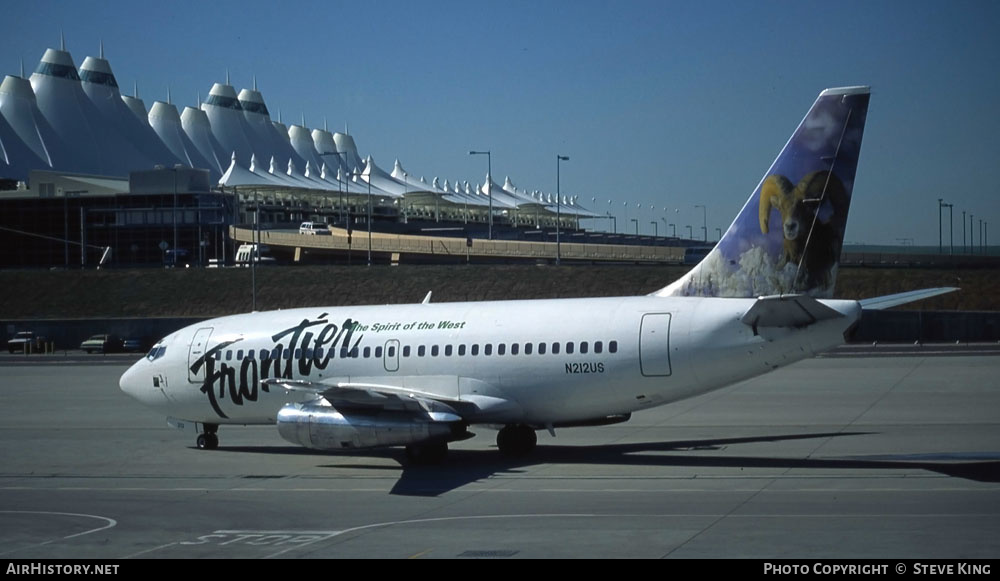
196,424,219,450
496,424,537,457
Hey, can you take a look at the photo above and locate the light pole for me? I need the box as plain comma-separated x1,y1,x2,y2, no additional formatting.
171,166,178,263
402,171,408,223
668,223,676,237
556,155,569,265
945,202,953,255
716,227,722,241
328,151,349,226
631,218,638,235
469,150,492,239
686,225,693,239
695,204,707,242
938,198,944,254
651,221,658,237
320,151,349,226
963,210,967,253
352,169,373,266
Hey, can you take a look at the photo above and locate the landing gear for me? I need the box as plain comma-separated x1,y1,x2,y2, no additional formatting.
196,424,219,450
496,424,537,457
406,440,448,464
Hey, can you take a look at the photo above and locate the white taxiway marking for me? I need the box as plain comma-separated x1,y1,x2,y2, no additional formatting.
0,511,117,556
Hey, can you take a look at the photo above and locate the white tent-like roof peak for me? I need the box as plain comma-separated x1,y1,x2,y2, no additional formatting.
80,55,113,76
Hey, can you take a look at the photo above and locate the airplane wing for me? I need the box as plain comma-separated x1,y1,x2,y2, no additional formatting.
858,287,959,310
740,294,844,329
262,377,467,420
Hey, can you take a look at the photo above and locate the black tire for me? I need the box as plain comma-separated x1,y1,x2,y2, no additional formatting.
196,433,219,450
497,424,537,457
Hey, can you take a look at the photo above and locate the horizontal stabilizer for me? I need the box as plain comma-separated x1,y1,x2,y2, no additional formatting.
859,287,959,310
740,294,844,329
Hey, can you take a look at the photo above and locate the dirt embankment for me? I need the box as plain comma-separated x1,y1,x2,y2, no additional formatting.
0,265,993,320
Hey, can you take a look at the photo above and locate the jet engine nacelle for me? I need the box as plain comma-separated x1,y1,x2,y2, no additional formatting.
277,402,458,450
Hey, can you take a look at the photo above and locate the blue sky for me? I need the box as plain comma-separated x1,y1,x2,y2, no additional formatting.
4,0,998,246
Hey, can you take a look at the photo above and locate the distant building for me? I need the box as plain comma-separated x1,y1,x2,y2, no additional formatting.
0,167,231,268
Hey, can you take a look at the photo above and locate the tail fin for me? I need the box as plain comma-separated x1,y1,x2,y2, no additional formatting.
655,86,870,298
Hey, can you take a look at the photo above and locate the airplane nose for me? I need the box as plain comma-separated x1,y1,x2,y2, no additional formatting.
119,360,142,399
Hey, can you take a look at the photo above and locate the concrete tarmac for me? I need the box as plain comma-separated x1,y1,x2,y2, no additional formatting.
0,348,998,559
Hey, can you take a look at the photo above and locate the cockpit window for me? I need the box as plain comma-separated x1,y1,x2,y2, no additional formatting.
146,345,167,361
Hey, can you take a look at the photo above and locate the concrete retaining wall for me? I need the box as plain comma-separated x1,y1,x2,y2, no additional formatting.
851,310,1000,343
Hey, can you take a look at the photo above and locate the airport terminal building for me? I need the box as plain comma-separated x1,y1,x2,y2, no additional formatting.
0,42,617,268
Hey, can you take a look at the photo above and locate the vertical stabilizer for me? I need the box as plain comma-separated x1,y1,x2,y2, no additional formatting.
655,86,869,298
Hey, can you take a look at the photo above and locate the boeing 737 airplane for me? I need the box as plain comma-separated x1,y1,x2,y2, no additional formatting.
120,86,955,462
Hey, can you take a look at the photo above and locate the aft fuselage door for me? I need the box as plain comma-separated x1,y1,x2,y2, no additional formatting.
187,327,215,383
384,339,400,372
639,313,672,376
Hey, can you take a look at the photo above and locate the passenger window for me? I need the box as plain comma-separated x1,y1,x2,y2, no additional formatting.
387,346,396,357
432,345,439,357
445,345,453,356
272,347,281,359
403,346,411,357
609,340,618,353
260,350,269,360
294,348,302,359
215,351,222,361
580,342,588,354
471,344,479,356
459,344,467,356
351,347,359,358
511,343,519,355
340,346,349,358
552,342,560,354
418,345,426,357
566,342,575,354
525,343,533,355
237,349,244,360
226,350,233,361
304,348,313,359
363,346,371,358
315,348,324,359
484,344,493,356
498,343,506,355
375,346,383,358
538,342,546,355
247,349,255,359
283,349,292,360
595,341,603,354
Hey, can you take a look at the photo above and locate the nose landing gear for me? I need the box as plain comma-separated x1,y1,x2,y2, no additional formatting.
196,424,219,450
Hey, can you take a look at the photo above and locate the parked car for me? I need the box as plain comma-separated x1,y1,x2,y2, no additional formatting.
122,337,150,353
7,331,45,353
164,249,190,268
80,334,122,354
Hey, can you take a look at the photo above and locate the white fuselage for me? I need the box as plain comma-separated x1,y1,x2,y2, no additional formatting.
119,295,861,429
